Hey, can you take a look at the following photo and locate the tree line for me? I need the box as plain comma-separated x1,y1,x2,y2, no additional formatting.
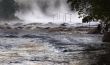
67,0,110,33
0,0,18,20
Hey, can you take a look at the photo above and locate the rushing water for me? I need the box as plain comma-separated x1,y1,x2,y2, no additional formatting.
14,0,81,24
0,32,109,65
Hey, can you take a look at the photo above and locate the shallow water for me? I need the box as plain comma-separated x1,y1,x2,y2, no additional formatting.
0,33,109,65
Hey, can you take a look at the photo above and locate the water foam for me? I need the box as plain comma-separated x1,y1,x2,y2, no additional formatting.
15,0,81,24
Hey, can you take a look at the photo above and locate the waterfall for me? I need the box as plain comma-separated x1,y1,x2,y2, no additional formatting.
14,0,81,24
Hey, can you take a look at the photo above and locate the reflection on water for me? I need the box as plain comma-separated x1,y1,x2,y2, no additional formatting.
0,33,109,65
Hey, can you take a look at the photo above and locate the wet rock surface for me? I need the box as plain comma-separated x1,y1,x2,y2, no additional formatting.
102,32,110,42
0,31,109,65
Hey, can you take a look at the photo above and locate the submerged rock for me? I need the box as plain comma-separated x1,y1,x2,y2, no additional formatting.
4,34,18,38
21,34,37,38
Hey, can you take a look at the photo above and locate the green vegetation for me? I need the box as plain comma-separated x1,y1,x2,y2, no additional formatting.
67,0,110,23
0,0,18,20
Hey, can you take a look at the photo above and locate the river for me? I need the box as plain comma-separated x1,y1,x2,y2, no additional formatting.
0,32,109,65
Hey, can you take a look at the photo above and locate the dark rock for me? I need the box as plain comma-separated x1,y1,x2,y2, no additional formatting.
16,26,23,29
10,61,21,63
44,27,50,29
87,28,101,34
102,32,110,42
6,26,12,29
22,34,37,38
60,23,68,27
48,27,72,32
4,34,18,38
63,49,75,52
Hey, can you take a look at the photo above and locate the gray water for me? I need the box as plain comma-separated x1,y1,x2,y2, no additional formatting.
0,32,109,65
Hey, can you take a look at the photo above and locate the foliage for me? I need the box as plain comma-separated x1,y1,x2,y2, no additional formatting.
0,0,18,20
67,0,110,23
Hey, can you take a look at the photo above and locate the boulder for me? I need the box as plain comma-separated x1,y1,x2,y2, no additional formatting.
102,32,110,42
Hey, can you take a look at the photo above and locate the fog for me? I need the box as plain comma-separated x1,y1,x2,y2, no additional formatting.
14,0,81,24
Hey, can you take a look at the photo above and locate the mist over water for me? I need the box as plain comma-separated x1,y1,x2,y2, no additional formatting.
15,0,81,24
